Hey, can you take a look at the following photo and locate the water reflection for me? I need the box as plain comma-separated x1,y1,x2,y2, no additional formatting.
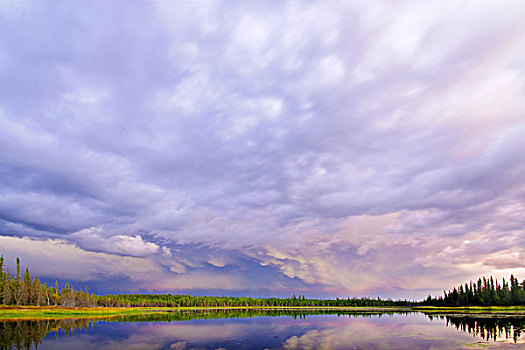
0,309,523,350
428,314,524,344
0,318,95,350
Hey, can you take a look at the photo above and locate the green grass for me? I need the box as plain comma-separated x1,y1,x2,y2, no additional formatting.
413,306,525,314
0,305,412,320
2,305,523,321
0,306,174,320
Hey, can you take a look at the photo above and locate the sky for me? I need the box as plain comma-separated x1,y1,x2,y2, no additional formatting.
0,1,524,300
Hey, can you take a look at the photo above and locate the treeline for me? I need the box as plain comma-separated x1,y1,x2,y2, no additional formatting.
2,255,524,308
423,275,525,306
98,293,411,308
0,255,97,307
1,255,411,308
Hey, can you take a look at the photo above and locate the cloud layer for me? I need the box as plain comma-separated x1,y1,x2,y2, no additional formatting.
0,0,524,298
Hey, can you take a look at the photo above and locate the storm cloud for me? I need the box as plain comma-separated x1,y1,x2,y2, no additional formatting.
0,0,524,299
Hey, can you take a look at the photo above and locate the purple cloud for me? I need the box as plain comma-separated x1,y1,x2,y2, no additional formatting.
0,0,524,299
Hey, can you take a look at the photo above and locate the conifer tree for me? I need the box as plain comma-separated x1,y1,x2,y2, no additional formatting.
0,254,5,304
54,280,59,306
2,266,13,305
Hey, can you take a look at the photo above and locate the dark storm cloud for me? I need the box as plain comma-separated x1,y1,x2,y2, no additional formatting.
0,0,524,297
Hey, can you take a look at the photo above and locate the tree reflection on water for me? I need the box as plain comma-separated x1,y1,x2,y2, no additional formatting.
0,309,523,350
0,318,95,350
427,314,524,343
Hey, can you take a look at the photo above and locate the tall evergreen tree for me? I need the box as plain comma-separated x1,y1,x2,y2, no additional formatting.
2,266,13,305
0,254,5,304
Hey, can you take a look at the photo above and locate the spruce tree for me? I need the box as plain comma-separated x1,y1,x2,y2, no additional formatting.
54,281,59,306
3,266,13,305
0,254,4,304
14,257,22,305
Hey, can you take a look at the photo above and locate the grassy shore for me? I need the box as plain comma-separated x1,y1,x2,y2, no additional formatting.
0,305,410,320
413,306,525,315
0,306,176,320
1,305,524,321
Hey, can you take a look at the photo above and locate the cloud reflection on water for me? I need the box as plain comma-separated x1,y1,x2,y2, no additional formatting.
22,312,523,350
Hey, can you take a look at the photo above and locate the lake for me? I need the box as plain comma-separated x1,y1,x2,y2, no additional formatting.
1,309,524,349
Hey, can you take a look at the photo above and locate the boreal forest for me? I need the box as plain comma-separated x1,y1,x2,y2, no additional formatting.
1,255,523,308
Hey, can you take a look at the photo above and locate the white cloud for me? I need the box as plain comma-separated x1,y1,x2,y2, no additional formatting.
318,55,346,86
70,228,159,256
233,15,271,52
0,0,524,297
0,236,163,282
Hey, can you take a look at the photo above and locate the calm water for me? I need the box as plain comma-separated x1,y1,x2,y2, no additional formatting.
1,309,524,350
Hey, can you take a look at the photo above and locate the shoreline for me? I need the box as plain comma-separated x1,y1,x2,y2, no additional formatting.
0,305,411,320
1,305,524,321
